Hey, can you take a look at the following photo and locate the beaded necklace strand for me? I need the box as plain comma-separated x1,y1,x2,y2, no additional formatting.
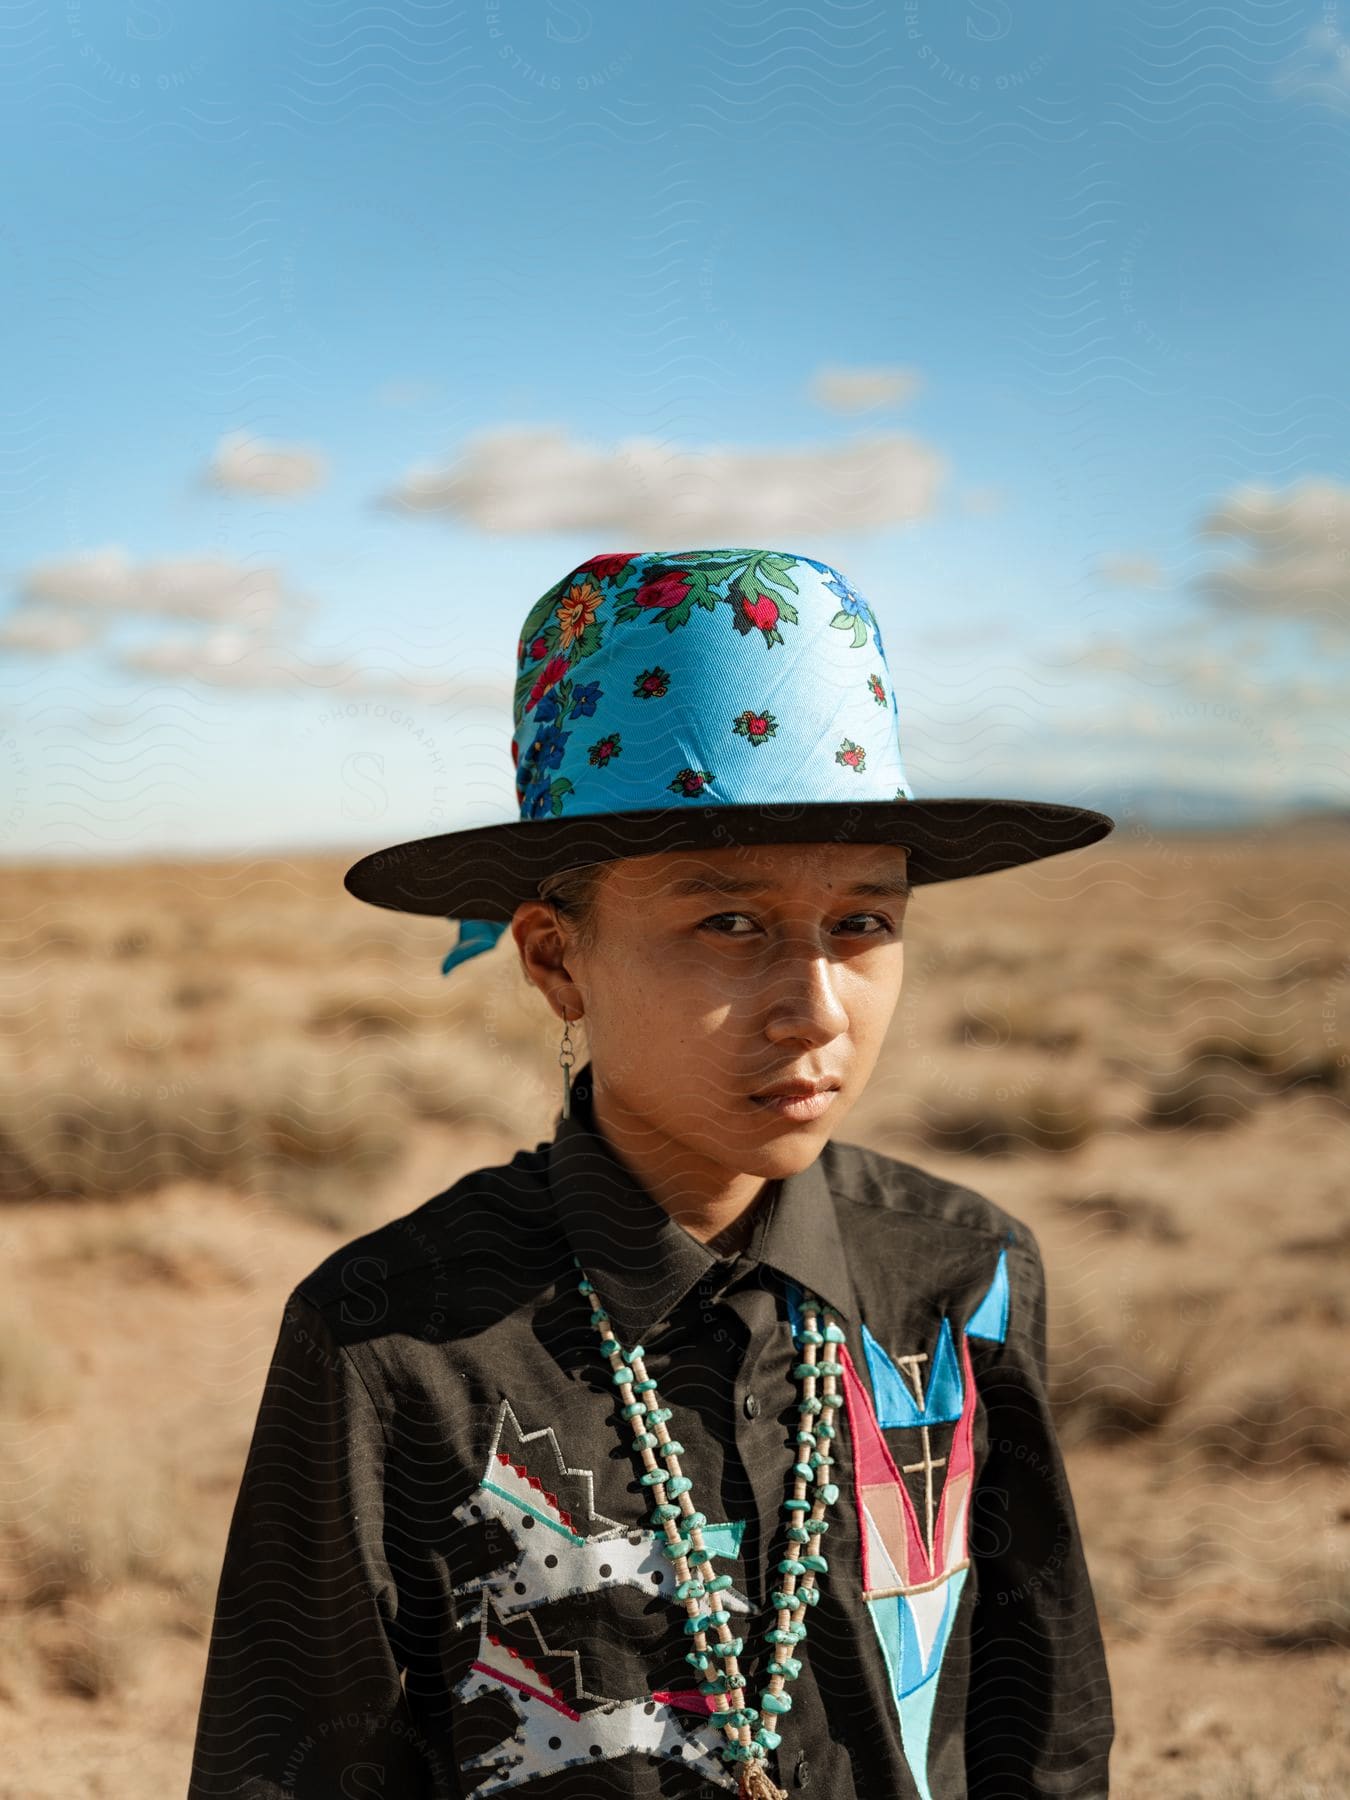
574,1256,847,1800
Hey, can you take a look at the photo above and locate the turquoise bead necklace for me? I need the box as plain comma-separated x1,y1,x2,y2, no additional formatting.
573,1257,846,1800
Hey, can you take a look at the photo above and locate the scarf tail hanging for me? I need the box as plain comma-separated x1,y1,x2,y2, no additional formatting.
441,917,510,975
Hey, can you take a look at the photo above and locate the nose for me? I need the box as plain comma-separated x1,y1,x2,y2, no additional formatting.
757,932,853,1047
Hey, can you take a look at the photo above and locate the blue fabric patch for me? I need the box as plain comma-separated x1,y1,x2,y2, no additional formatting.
861,1315,964,1427
893,1567,968,1800
966,1247,1010,1343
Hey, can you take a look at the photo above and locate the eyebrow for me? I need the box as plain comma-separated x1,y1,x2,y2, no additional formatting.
664,871,913,900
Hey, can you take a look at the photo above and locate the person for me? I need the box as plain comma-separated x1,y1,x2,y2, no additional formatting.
186,548,1116,1799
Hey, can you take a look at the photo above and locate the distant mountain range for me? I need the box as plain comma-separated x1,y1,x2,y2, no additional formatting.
1087,787,1348,832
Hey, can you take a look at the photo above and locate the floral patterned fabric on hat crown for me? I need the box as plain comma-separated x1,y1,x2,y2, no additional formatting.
511,548,915,822
441,548,915,975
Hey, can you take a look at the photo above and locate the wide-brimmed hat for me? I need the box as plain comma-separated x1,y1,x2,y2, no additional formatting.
342,547,1114,972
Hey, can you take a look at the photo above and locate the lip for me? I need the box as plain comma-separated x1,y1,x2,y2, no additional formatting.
749,1084,840,1123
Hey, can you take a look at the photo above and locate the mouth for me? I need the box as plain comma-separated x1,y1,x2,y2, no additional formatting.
748,1083,841,1122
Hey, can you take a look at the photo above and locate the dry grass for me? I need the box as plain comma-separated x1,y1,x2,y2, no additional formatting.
0,860,556,1231
39,1208,254,1290
0,1412,214,1702
0,1297,78,1418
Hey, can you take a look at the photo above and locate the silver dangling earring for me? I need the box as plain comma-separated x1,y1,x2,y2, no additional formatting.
559,1012,577,1118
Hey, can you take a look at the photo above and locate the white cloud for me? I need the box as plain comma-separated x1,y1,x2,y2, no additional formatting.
9,543,501,703
378,425,946,537
951,482,1350,815
1044,626,1346,708
118,628,305,685
1028,609,1347,814
1201,478,1350,542
808,363,922,414
0,607,101,654
19,546,306,632
1197,478,1350,630
117,627,506,706
1274,23,1350,108
1023,479,1349,817
204,430,328,498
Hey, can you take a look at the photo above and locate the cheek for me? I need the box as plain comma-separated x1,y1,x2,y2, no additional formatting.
854,967,905,1038
582,935,700,1020
616,942,759,1027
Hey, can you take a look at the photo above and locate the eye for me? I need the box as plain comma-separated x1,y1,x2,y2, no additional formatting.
698,912,757,935
836,913,896,936
698,912,895,937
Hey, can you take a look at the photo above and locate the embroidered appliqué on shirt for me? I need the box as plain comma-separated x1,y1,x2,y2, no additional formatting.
862,1314,965,1427
448,1397,755,1794
966,1245,1010,1342
788,1258,1006,1800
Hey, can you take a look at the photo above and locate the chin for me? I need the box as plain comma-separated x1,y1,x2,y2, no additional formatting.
743,1132,830,1177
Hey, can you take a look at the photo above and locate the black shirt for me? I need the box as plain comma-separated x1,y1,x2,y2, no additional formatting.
186,1059,1113,1798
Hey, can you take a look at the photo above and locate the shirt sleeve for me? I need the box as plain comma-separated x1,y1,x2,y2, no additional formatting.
186,1287,447,1799
963,1232,1115,1799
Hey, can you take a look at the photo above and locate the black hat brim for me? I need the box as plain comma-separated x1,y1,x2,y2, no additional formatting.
342,798,1115,921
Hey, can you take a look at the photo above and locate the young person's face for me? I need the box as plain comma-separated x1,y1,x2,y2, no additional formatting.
556,839,910,1172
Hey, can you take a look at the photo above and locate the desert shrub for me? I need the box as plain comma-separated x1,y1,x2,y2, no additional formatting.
912,1077,1103,1156
1142,1053,1268,1131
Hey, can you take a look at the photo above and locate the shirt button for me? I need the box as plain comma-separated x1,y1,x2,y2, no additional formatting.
794,1752,810,1787
743,1392,760,1419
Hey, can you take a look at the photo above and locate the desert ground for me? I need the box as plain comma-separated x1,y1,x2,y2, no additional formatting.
1,819,1347,1797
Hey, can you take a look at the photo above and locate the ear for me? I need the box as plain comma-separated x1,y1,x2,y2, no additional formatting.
511,900,584,1020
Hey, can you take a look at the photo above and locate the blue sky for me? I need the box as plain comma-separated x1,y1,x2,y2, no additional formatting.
2,0,1348,861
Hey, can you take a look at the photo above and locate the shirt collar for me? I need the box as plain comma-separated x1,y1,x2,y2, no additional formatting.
546,1058,855,1346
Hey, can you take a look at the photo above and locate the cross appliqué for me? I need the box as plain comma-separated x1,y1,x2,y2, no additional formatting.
894,1351,947,1560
